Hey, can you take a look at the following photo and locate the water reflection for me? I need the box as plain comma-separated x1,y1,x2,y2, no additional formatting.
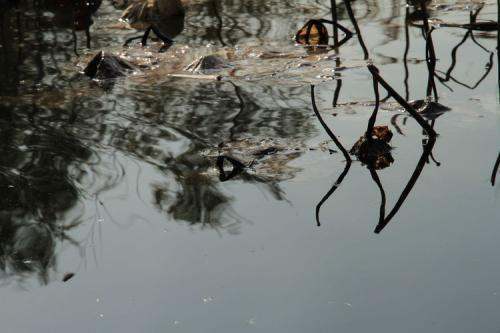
126,81,313,231
0,99,112,284
0,0,102,95
311,83,438,233
0,0,497,288
310,0,496,232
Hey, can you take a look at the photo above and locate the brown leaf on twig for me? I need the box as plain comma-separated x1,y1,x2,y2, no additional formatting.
372,125,393,143
295,20,329,46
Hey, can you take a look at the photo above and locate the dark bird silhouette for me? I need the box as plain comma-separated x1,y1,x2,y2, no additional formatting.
121,0,187,51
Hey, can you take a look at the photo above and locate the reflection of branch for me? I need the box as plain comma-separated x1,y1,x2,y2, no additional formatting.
432,6,494,90
227,81,245,141
374,136,436,233
436,52,494,89
211,0,226,47
365,75,380,139
368,65,437,137
369,167,386,228
332,78,342,107
330,0,338,45
418,1,438,100
492,152,500,186
310,85,352,226
340,2,436,138
342,0,369,59
310,85,350,158
404,8,411,100
315,159,351,227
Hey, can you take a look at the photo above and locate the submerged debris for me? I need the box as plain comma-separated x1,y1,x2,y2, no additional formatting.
408,99,451,119
184,55,230,74
84,51,135,79
216,155,246,181
205,138,305,183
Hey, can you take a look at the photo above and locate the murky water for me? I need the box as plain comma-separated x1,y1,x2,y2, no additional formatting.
0,0,499,332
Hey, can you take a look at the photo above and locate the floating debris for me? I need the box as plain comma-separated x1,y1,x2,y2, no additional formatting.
245,318,256,326
184,55,230,74
296,19,329,46
202,296,215,304
62,272,75,282
408,99,451,119
84,51,135,79
350,126,394,170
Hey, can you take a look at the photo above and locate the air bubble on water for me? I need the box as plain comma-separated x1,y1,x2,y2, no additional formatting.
202,296,214,303
246,318,256,326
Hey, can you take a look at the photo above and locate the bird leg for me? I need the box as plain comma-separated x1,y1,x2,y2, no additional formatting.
123,27,151,47
151,26,174,52
141,27,151,46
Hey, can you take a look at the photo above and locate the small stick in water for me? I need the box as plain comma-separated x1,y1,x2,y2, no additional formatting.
491,152,500,186
168,73,222,81
62,272,75,282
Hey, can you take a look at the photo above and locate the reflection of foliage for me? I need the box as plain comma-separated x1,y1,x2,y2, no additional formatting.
0,95,124,285
0,103,85,283
107,81,313,232
153,145,235,232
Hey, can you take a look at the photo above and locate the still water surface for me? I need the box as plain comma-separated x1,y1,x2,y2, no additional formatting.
0,0,499,332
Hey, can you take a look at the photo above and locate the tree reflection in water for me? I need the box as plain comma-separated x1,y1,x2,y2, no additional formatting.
0,97,124,285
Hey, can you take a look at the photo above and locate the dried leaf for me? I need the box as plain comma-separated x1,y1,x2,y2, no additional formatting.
372,126,393,143
295,20,329,46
